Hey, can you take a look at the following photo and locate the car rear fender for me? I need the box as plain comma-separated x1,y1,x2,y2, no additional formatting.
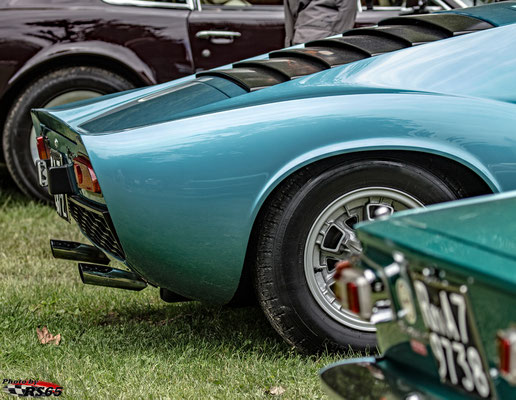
7,41,156,90
78,92,515,303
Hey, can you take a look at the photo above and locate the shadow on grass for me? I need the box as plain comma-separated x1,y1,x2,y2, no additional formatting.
67,300,292,357
1,164,347,360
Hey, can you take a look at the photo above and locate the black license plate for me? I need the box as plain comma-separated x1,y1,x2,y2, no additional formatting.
50,150,69,221
413,277,492,398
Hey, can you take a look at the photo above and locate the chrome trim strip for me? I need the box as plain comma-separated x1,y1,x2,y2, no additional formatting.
433,0,452,10
454,0,468,8
196,30,242,39
102,0,194,11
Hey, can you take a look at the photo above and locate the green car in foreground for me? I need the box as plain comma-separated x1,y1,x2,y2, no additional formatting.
321,191,516,399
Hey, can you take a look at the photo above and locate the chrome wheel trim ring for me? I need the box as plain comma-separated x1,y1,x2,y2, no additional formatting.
304,186,424,332
29,90,101,163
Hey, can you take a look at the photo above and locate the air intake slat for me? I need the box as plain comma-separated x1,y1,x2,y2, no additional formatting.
234,58,326,80
380,14,494,36
347,25,450,45
198,67,288,92
306,35,408,56
270,47,367,68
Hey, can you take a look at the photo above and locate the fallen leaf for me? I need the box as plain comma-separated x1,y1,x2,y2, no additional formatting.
36,326,61,345
266,386,286,396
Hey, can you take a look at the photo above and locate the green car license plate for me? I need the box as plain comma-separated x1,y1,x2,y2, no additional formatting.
50,149,69,222
413,276,492,399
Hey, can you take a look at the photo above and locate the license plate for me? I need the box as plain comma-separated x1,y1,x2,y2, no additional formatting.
413,277,492,398
36,159,48,187
50,150,69,221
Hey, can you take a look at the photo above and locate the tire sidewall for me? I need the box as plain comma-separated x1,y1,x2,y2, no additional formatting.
269,159,459,351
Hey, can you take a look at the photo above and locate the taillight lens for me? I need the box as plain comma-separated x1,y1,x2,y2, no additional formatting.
499,336,511,374
333,260,373,319
498,328,516,381
346,281,360,314
36,136,50,160
73,156,101,193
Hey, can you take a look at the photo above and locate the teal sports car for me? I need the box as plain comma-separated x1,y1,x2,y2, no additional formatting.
322,191,516,399
33,3,516,353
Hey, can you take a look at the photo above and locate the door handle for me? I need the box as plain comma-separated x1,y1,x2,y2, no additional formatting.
195,30,242,40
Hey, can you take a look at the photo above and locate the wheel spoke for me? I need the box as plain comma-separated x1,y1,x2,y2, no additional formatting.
324,270,336,287
305,186,424,331
365,202,395,221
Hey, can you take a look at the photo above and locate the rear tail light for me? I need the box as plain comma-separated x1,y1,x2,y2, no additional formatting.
498,328,516,383
73,156,101,194
36,136,50,160
334,260,373,319
346,281,360,314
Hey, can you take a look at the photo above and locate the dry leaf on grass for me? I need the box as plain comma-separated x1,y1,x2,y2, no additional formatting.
36,326,61,345
266,386,286,396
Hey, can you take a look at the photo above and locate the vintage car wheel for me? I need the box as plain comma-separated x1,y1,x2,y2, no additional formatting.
2,66,133,201
253,158,461,353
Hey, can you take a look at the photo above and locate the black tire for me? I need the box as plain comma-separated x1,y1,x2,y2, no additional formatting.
2,66,134,201
253,158,462,353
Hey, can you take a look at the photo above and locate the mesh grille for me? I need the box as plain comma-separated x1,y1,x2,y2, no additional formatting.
68,199,125,260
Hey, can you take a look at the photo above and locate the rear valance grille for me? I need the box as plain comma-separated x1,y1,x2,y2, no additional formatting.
68,197,125,260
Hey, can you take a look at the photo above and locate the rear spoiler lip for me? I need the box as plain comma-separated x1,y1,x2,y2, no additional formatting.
31,108,81,144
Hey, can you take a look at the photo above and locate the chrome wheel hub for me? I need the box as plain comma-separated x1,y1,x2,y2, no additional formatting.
304,187,424,331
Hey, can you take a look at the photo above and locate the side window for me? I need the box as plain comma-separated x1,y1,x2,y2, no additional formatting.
200,0,282,7
359,0,447,9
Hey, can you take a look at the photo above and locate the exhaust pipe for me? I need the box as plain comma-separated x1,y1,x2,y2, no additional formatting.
78,263,147,291
50,240,110,265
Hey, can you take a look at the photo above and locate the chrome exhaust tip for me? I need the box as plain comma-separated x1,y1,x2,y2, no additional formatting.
78,263,147,291
50,240,110,265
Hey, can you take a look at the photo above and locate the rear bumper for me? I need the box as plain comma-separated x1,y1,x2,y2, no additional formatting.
320,357,401,400
320,357,456,400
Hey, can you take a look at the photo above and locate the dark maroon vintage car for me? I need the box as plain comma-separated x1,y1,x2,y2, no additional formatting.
1,0,481,200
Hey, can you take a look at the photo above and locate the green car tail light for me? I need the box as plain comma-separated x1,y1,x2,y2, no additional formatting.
498,327,516,383
334,260,373,319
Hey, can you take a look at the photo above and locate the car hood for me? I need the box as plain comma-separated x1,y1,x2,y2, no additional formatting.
357,191,516,289
33,4,516,136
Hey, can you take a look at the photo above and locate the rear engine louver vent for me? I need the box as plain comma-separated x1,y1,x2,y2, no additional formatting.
197,13,493,92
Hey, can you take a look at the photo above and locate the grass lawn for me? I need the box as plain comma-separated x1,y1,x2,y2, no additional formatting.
0,166,343,399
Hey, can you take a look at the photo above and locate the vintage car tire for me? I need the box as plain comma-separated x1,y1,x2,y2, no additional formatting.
253,158,461,353
2,66,134,201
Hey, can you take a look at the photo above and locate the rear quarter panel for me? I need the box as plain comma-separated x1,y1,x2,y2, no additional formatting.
81,91,516,303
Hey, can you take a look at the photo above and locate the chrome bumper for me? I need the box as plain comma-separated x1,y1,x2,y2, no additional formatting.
320,357,428,400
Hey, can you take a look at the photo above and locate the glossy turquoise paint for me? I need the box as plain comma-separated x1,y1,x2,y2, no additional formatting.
33,8,516,303
449,1,516,26
349,192,516,399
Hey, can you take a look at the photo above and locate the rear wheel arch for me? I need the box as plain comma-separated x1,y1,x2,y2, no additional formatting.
232,149,492,306
247,149,493,256
2,53,150,108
